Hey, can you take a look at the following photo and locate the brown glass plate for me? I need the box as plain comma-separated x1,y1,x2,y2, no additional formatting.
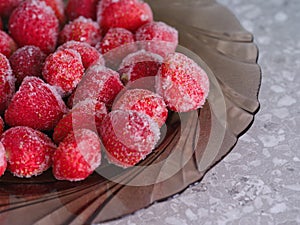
0,0,261,224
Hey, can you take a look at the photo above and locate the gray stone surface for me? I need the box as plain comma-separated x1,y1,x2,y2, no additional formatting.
99,0,300,224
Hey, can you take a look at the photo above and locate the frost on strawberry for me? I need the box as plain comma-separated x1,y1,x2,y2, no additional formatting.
52,129,102,181
5,77,68,131
1,126,56,178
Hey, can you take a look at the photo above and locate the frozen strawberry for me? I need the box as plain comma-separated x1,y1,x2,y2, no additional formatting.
5,77,68,131
38,0,66,25
0,53,15,115
42,48,84,95
66,0,98,21
118,50,163,84
0,30,17,58
0,0,23,18
0,142,6,176
156,52,209,112
1,126,56,178
97,0,153,32
113,89,168,127
0,116,4,135
58,41,104,69
52,129,102,181
58,16,101,47
8,0,59,54
99,110,160,168
53,99,107,144
70,65,124,107
9,45,46,86
135,21,178,58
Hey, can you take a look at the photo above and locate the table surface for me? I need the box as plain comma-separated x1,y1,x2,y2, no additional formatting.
100,0,300,224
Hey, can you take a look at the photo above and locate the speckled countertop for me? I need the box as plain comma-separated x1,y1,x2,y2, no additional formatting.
100,0,300,224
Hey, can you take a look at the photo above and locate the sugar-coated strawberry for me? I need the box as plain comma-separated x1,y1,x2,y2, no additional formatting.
97,0,153,33
0,30,17,58
43,48,84,96
113,89,168,127
0,53,15,115
99,110,160,168
0,0,23,18
0,142,7,176
9,45,46,86
8,0,59,54
52,129,102,181
118,50,163,85
58,41,104,69
38,0,66,25
156,52,209,112
58,16,101,47
0,116,4,136
135,21,178,58
53,99,107,144
5,77,68,131
70,65,124,107
1,126,56,178
66,0,98,21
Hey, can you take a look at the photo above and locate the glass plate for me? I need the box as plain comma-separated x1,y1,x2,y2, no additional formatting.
0,0,261,224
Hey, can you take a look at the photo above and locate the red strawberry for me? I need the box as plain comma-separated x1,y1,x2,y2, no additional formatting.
42,48,85,96
156,52,209,112
99,110,160,168
5,76,68,131
53,99,107,144
57,41,104,69
135,21,178,58
0,53,15,115
58,16,101,47
0,30,17,58
118,50,163,85
0,142,7,177
0,0,23,18
52,129,102,181
9,45,46,86
0,126,56,178
113,89,168,127
0,116,4,136
70,65,124,107
97,0,153,33
8,0,59,54
38,0,66,25
66,0,98,21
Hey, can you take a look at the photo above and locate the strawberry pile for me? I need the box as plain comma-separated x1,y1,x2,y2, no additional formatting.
0,0,209,181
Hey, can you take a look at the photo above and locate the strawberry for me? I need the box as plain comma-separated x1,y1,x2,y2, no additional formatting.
42,48,85,96
9,45,46,86
118,50,163,85
66,0,98,21
52,129,102,181
57,41,104,69
8,0,59,54
5,76,68,131
97,0,153,33
70,65,124,108
0,116,4,136
38,0,66,25
0,0,23,18
0,30,17,58
0,142,7,177
112,89,168,127
99,110,160,168
0,53,15,115
135,21,178,58
53,99,107,144
58,16,101,47
0,126,56,178
156,52,209,112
